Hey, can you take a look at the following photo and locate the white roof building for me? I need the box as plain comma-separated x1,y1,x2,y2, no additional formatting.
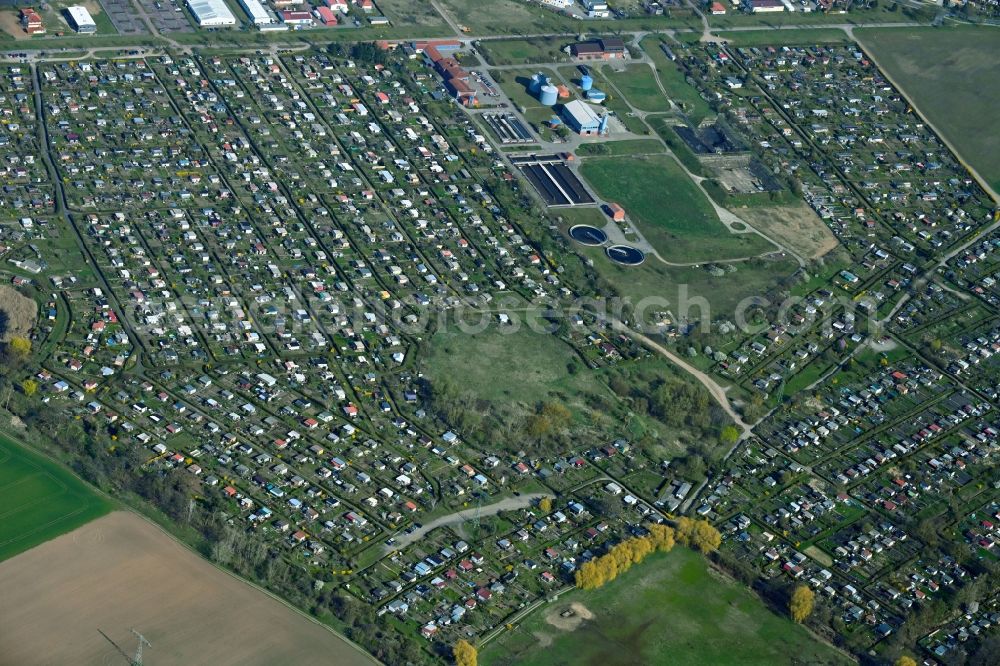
66,6,97,33
187,0,237,26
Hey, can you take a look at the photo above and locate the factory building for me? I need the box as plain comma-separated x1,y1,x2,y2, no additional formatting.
65,6,96,33
238,0,275,25
186,0,238,27
562,100,607,136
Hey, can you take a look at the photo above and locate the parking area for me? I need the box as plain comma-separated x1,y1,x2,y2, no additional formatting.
100,0,149,35
137,0,195,33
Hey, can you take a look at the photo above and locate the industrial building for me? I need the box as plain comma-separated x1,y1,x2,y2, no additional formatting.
562,99,607,136
186,0,238,26
238,0,275,25
281,9,313,25
65,6,96,33
570,38,626,61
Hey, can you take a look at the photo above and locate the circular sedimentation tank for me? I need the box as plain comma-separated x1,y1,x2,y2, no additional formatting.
569,225,608,246
586,88,606,103
606,245,645,266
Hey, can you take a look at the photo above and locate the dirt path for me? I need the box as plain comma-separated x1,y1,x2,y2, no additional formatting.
0,512,377,666
606,317,749,435
388,493,547,551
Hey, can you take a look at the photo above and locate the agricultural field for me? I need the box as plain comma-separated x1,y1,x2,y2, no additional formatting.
0,512,376,665
578,154,777,263
0,434,112,562
855,25,1000,193
482,548,851,666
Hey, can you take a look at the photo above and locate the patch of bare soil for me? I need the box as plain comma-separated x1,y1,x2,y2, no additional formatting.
0,285,37,342
0,11,32,40
737,202,839,260
544,602,594,632
0,512,375,666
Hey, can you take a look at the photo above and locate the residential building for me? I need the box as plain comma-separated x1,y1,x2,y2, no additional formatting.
19,7,44,34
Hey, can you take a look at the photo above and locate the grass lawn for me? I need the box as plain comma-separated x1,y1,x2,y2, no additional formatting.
855,25,1000,193
578,154,776,262
422,311,711,454
640,36,714,124
482,548,851,666
0,433,113,562
559,66,650,135
576,139,664,157
479,37,571,66
437,0,700,35
423,318,597,407
600,63,669,113
576,241,799,322
706,4,930,29
714,28,852,46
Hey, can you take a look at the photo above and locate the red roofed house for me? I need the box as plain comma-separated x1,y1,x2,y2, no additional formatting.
710,1,726,13
20,8,45,34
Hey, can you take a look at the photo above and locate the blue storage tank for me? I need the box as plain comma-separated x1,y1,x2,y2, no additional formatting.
539,84,559,107
528,73,543,95
580,74,593,92
586,88,606,103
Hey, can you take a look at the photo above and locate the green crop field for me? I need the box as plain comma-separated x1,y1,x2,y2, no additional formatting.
855,26,1000,194
0,434,113,562
578,154,776,262
482,547,851,666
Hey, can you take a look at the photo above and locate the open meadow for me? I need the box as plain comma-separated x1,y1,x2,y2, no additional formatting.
578,154,777,263
482,547,851,666
855,26,1000,193
0,434,112,562
0,511,376,666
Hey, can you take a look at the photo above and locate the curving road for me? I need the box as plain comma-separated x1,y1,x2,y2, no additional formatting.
385,493,548,552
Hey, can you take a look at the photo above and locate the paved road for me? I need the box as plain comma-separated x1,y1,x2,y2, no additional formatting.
386,493,548,552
